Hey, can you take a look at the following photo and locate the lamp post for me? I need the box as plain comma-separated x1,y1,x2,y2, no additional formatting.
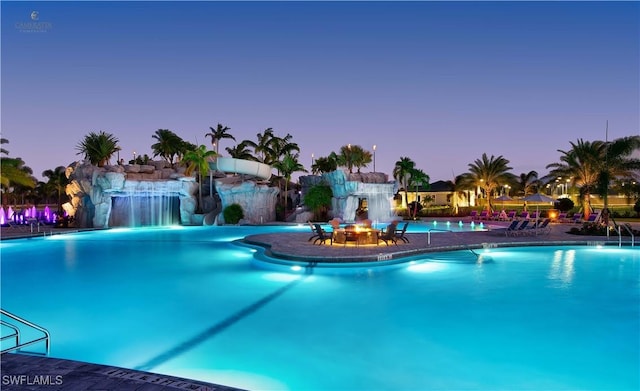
373,145,376,173
311,153,314,166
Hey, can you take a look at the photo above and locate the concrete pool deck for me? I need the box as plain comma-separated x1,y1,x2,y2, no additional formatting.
1,219,637,390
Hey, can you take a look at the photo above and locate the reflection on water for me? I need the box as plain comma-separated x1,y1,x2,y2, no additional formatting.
549,249,575,287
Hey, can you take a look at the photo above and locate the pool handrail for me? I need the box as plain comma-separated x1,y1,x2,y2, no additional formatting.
0,308,50,355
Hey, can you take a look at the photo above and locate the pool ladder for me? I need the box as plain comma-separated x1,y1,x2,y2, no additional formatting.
1,309,50,355
607,217,635,247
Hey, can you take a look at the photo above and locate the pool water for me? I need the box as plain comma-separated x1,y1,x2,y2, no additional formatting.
1,226,638,390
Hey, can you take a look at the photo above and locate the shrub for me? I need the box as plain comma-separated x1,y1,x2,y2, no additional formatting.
304,184,333,221
634,199,640,217
555,198,574,213
223,203,244,224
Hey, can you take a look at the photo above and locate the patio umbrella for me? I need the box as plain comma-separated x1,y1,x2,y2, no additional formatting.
494,195,512,211
522,193,556,232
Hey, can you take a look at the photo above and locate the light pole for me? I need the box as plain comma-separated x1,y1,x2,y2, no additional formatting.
373,145,376,173
311,153,314,166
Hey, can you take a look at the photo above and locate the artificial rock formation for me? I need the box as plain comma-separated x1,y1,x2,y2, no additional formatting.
64,161,199,228
299,170,397,223
214,176,279,224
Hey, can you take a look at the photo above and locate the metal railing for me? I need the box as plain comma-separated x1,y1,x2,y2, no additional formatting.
608,217,635,248
0,309,50,355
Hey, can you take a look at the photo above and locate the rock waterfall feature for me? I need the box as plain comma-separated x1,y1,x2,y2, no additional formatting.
64,162,199,228
300,170,397,223
214,177,279,224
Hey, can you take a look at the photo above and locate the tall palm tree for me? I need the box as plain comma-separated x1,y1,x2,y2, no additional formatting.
458,153,515,212
75,131,120,167
408,168,429,219
272,152,307,211
205,123,235,155
547,137,640,220
269,133,300,173
336,144,356,173
393,157,416,212
244,128,276,163
182,145,217,213
42,166,69,213
151,129,183,164
600,136,640,223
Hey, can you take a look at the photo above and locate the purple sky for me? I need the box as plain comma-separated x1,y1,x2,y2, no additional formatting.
2,1,639,183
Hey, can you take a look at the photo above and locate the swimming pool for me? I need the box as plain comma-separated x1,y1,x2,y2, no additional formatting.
1,226,638,390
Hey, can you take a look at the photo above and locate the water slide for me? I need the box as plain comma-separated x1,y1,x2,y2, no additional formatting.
213,157,272,180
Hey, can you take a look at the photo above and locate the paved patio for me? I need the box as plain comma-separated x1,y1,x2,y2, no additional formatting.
243,220,637,263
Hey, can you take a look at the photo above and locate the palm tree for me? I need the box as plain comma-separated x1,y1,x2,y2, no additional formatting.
75,131,120,167
225,141,257,161
244,128,276,163
0,139,37,193
311,156,338,174
336,144,356,173
393,157,416,213
408,168,429,219
269,133,300,170
205,123,235,155
151,129,184,164
42,166,69,213
348,145,373,173
458,153,515,212
547,137,640,220
182,145,217,213
272,152,307,211
517,171,539,196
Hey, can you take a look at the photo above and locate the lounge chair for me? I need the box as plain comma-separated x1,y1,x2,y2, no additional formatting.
502,220,521,236
312,223,333,245
585,211,601,223
570,213,583,223
378,222,398,246
506,220,530,236
490,211,501,220
534,218,551,235
478,210,490,220
518,211,530,220
395,222,410,243
557,212,568,222
468,210,478,220
506,210,517,220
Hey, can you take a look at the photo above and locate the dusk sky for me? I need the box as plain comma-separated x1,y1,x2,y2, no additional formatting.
2,1,639,183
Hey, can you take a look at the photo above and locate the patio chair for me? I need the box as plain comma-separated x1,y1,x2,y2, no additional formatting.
378,222,398,246
502,220,521,236
308,221,320,242
506,220,530,237
312,223,333,245
585,211,601,223
534,218,551,235
394,222,410,243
